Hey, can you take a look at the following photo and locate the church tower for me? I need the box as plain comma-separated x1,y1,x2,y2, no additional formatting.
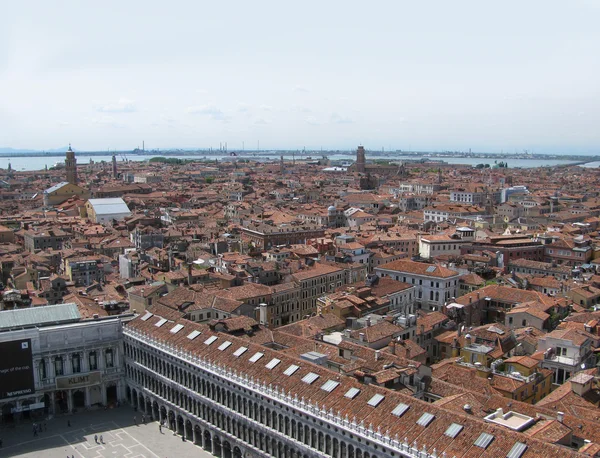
65,144,77,184
356,145,366,173
112,154,118,178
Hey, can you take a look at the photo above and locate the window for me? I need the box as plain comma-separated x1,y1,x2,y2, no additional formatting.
72,354,81,373
89,351,98,370
39,359,47,379
105,349,114,368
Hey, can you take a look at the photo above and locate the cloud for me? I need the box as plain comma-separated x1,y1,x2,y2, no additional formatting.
253,118,270,125
330,112,353,124
291,105,311,113
259,104,273,111
294,85,309,93
305,116,320,125
91,115,124,128
186,104,229,121
58,121,70,126
195,89,209,95
95,98,136,113
237,102,250,112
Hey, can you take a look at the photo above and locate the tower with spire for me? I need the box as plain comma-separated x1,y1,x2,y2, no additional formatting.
65,144,77,185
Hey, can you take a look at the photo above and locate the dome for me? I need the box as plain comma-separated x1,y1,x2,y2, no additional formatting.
328,205,337,212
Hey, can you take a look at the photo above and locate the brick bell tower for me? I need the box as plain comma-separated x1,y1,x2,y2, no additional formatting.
65,144,77,184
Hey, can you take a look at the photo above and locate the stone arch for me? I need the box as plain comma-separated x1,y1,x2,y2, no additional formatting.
213,435,222,457
194,424,202,446
152,400,159,420
340,440,347,458
168,409,175,430
233,446,242,458
203,430,212,452
176,414,184,436
222,440,232,458
184,418,193,439
131,388,138,409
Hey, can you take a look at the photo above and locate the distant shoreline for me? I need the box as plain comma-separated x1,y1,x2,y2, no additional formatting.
0,150,598,163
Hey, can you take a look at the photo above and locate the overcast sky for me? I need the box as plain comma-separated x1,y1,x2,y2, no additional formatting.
1,1,599,153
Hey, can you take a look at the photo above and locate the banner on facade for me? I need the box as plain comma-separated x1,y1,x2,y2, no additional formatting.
0,338,35,400
11,402,45,413
56,371,102,389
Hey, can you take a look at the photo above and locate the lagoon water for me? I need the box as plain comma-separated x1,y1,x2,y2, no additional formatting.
0,153,589,172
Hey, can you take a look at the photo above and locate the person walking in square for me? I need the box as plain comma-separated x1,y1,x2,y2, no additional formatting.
94,434,98,443
100,435,103,444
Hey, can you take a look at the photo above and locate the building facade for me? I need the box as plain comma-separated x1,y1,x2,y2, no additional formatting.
123,313,569,458
375,260,460,311
0,304,125,424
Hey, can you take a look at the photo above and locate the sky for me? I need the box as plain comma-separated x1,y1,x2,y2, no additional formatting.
1,1,600,154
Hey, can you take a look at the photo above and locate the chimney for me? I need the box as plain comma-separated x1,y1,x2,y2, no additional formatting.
366,317,372,327
405,345,410,359
359,332,365,342
557,412,564,423
390,340,396,355
420,324,425,335
375,350,380,361
465,333,472,346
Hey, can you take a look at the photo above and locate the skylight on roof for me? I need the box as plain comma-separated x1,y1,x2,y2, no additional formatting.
141,311,153,321
302,372,320,384
249,352,264,363
506,442,527,458
187,330,201,340
474,432,494,449
218,341,232,351
321,380,340,393
170,324,184,334
233,346,248,357
367,393,384,407
444,423,463,438
204,336,218,345
155,318,167,327
265,358,281,370
426,265,437,273
416,412,435,427
344,387,361,399
283,364,299,376
391,403,410,417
